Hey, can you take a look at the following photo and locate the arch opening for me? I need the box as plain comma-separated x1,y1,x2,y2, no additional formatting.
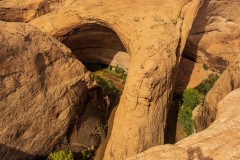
61,23,130,70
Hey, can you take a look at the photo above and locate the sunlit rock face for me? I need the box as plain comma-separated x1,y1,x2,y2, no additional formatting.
0,0,71,22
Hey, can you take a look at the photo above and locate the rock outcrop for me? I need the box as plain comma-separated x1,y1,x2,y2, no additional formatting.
129,88,240,160
0,21,106,159
29,0,203,159
183,0,240,71
195,54,240,132
175,0,240,94
0,0,73,22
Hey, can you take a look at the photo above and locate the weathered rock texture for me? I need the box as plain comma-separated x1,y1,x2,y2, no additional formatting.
183,0,240,70
174,57,213,93
129,88,240,160
0,21,106,159
189,0,240,133
29,0,202,159
195,54,240,132
0,0,73,22
175,0,240,94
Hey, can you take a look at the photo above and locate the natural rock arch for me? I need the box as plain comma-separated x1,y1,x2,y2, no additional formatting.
29,1,202,159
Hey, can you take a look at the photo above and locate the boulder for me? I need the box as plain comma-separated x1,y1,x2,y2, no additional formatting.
0,21,106,159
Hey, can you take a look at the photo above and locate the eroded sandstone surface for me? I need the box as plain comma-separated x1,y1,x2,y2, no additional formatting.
1,0,239,159
29,0,202,159
195,54,240,132
175,0,240,92
0,0,76,22
129,88,240,160
0,21,106,159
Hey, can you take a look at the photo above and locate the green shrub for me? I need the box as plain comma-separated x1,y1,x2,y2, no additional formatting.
115,66,126,74
81,149,95,160
178,106,194,136
93,74,120,106
183,88,200,110
197,83,211,95
47,151,73,160
197,74,219,95
203,64,209,70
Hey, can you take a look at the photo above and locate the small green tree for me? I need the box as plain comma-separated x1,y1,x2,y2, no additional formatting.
197,74,219,95
178,106,194,136
47,151,73,160
183,88,200,109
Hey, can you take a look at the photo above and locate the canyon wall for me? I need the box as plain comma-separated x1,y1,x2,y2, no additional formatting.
1,0,239,159
175,0,240,92
187,0,240,131
129,88,240,160
195,54,240,132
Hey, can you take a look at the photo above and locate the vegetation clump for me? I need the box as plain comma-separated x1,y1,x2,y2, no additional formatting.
178,106,194,136
178,73,220,137
183,88,200,110
47,150,74,160
178,88,199,136
197,74,219,95
104,65,127,81
93,72,120,106
81,148,95,160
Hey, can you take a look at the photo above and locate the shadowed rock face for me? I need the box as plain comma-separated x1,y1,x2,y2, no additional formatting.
29,0,202,159
0,22,107,159
129,88,240,160
60,23,130,69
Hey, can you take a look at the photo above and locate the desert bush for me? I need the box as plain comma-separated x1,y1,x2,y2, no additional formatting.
197,74,219,95
81,148,95,160
183,88,200,110
93,74,120,105
47,151,73,160
178,106,194,136
203,64,209,70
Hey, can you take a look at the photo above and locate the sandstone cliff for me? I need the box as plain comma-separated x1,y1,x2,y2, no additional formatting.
195,54,240,132
175,0,240,92
0,21,106,159
129,88,240,160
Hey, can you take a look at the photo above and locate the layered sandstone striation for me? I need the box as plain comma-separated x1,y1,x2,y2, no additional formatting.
29,0,202,159
129,88,240,160
0,21,106,159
